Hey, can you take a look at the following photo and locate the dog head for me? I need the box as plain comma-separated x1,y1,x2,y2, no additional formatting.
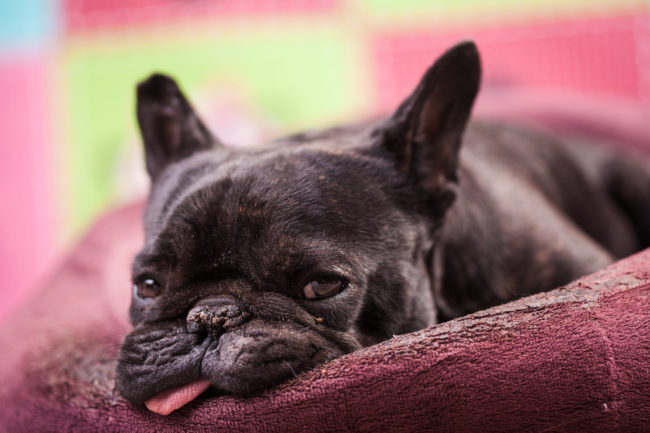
116,41,480,409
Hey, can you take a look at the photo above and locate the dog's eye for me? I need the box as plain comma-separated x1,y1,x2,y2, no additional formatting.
302,277,345,299
134,278,162,299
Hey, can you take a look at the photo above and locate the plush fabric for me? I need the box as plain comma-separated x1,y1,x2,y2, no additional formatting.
0,200,649,433
1,93,650,432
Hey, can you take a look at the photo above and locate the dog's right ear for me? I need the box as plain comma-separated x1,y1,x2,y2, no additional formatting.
136,73,221,182
378,41,480,208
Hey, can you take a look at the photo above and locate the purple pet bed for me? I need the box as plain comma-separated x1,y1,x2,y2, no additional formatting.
0,202,649,432
1,93,649,432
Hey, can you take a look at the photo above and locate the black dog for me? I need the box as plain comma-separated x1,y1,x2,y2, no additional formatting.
116,41,650,414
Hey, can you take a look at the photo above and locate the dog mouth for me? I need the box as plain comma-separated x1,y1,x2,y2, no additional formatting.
117,319,357,415
141,327,318,415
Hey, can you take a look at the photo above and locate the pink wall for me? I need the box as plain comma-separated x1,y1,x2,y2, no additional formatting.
0,57,56,321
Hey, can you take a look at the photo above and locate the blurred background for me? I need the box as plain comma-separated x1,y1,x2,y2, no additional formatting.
1,0,649,322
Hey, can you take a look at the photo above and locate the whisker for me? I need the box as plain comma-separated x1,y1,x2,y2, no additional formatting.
296,324,316,334
282,360,297,378
100,343,124,352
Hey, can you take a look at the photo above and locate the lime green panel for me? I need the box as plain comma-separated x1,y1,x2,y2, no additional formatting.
358,0,646,20
63,29,362,234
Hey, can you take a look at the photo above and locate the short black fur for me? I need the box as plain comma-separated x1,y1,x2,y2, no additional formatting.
116,41,650,404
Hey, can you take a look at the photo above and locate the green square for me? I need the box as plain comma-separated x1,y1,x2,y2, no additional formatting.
62,26,367,234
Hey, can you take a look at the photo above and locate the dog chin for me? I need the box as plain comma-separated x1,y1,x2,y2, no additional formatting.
117,318,354,406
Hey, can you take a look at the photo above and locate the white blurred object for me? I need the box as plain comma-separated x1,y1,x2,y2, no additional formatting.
114,83,276,203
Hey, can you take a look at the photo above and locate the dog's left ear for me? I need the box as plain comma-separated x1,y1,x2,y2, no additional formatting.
136,73,222,182
380,41,481,199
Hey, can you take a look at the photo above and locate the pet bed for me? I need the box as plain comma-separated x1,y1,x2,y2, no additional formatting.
0,201,648,432
1,91,649,432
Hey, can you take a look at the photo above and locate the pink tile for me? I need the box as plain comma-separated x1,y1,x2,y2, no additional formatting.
0,57,56,322
372,14,646,114
63,0,338,32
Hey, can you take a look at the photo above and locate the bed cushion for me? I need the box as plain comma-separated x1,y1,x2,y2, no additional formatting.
0,199,648,433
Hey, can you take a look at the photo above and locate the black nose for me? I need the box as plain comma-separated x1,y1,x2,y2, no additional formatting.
186,296,249,334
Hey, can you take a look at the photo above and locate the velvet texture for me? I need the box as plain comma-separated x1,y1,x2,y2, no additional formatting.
0,199,649,432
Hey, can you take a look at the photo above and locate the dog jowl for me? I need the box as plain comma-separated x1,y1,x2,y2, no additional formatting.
116,41,650,414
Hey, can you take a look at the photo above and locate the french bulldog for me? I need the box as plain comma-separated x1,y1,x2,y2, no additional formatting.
116,41,650,415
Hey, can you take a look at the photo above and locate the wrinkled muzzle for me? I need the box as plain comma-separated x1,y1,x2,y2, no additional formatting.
116,294,360,407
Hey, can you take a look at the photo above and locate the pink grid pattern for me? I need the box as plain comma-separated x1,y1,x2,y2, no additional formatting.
372,14,650,113
64,0,338,32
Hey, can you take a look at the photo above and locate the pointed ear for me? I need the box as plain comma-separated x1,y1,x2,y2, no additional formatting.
136,73,221,181
381,41,481,197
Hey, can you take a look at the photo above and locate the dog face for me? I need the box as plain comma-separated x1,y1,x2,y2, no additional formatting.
116,42,480,407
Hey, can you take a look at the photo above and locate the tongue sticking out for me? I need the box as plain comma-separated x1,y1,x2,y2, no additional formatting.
145,379,212,415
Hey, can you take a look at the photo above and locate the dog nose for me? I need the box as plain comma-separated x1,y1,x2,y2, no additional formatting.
186,296,249,334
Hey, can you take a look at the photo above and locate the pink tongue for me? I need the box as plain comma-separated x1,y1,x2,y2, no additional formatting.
145,379,212,415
